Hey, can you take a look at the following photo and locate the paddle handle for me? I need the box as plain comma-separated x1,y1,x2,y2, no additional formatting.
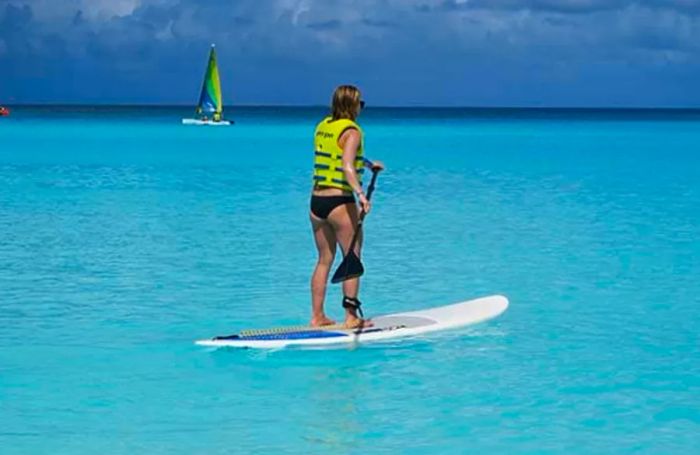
347,169,380,255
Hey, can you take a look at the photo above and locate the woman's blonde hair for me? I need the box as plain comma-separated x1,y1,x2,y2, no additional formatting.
331,85,362,121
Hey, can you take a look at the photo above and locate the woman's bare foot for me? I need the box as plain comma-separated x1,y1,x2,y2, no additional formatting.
344,315,373,329
310,314,336,327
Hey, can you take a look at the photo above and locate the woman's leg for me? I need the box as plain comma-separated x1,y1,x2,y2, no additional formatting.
327,203,369,327
310,212,337,326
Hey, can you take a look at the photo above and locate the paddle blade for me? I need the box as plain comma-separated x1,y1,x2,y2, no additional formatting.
331,251,364,283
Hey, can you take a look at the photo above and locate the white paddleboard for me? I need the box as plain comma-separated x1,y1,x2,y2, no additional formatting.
182,118,233,126
195,295,508,349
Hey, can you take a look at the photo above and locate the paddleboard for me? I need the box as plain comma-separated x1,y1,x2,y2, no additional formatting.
195,294,508,349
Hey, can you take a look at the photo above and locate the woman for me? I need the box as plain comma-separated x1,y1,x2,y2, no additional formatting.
309,85,384,328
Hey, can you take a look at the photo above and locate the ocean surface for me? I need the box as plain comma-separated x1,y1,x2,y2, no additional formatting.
1,106,699,454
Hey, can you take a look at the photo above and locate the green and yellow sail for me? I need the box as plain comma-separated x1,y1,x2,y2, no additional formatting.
196,45,224,118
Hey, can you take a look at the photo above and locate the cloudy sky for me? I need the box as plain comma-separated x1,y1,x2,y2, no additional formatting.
1,0,699,106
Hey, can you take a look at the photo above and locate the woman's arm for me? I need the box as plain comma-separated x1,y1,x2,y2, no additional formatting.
340,129,371,212
340,129,364,196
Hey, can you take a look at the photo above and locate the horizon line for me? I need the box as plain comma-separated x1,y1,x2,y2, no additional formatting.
3,103,700,111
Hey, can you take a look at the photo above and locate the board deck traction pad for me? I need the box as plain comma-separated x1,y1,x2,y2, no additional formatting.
239,323,348,337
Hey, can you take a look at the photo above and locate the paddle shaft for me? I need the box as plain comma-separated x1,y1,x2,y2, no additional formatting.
345,169,379,257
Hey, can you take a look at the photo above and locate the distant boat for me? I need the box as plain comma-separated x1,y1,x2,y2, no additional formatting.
0,106,9,117
182,45,233,126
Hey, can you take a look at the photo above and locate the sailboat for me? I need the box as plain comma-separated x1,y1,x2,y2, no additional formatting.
182,44,233,126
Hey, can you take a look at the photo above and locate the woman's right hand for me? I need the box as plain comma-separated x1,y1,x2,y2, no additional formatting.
370,160,385,172
358,193,371,214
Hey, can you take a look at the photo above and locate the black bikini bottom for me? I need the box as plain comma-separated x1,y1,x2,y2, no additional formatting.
310,194,355,219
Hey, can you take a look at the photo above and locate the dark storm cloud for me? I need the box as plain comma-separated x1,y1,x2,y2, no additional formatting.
0,0,698,106
306,19,342,30
422,0,700,14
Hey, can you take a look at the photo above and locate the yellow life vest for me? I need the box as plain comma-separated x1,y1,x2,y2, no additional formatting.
313,116,364,191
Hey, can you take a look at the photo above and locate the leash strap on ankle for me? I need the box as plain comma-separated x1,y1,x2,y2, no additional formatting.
342,296,364,319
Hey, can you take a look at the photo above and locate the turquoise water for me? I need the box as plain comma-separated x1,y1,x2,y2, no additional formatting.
1,107,699,453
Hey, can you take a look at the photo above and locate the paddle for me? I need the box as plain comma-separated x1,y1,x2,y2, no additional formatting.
331,168,381,284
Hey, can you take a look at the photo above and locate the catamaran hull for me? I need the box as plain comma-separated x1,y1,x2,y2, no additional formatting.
182,118,233,126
